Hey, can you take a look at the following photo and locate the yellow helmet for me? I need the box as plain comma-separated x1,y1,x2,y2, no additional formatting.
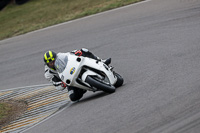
43,51,57,64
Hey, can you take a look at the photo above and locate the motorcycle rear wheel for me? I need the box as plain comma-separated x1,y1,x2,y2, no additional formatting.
85,76,115,93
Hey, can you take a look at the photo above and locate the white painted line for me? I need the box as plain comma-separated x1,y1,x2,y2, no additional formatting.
0,84,51,92
21,102,73,133
0,0,152,43
0,84,70,133
1,0,152,132
28,0,152,34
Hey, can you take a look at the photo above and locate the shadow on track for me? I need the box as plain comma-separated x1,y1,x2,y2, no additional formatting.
73,92,109,105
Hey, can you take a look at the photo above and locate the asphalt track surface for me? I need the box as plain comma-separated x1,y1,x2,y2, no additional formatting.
1,0,200,132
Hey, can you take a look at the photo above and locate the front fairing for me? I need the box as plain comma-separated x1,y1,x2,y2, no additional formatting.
56,54,83,86
56,53,117,90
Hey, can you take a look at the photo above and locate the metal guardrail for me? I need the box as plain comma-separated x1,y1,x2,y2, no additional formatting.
0,84,70,133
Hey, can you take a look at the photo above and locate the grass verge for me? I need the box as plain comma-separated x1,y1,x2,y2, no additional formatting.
0,0,144,40
0,100,27,128
0,103,10,120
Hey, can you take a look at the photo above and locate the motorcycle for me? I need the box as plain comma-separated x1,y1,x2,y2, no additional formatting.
54,53,123,93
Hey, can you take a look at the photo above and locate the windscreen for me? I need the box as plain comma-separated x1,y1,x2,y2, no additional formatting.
54,56,68,73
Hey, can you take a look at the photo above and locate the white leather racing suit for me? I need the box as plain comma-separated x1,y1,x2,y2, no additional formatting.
44,52,69,91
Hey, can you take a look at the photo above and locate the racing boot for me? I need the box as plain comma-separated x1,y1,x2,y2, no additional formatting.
102,58,111,65
80,48,111,65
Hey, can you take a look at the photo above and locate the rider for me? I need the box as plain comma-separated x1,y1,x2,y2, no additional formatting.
43,48,111,102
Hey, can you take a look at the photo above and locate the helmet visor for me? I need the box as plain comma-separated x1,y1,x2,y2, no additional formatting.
47,60,55,69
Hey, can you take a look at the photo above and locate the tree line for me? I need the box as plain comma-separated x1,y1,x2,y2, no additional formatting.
0,0,29,10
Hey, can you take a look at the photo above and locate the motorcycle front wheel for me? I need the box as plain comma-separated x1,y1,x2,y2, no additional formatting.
85,76,115,93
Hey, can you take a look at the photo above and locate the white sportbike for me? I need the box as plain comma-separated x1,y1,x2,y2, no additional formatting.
54,53,123,93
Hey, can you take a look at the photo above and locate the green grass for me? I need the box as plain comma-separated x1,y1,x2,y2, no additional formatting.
0,103,11,120
0,101,27,128
0,0,143,40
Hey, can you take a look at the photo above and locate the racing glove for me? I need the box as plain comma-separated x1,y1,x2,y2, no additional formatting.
55,82,67,91
61,82,67,88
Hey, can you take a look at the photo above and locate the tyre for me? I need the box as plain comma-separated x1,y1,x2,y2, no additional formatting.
114,73,124,88
85,76,115,93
